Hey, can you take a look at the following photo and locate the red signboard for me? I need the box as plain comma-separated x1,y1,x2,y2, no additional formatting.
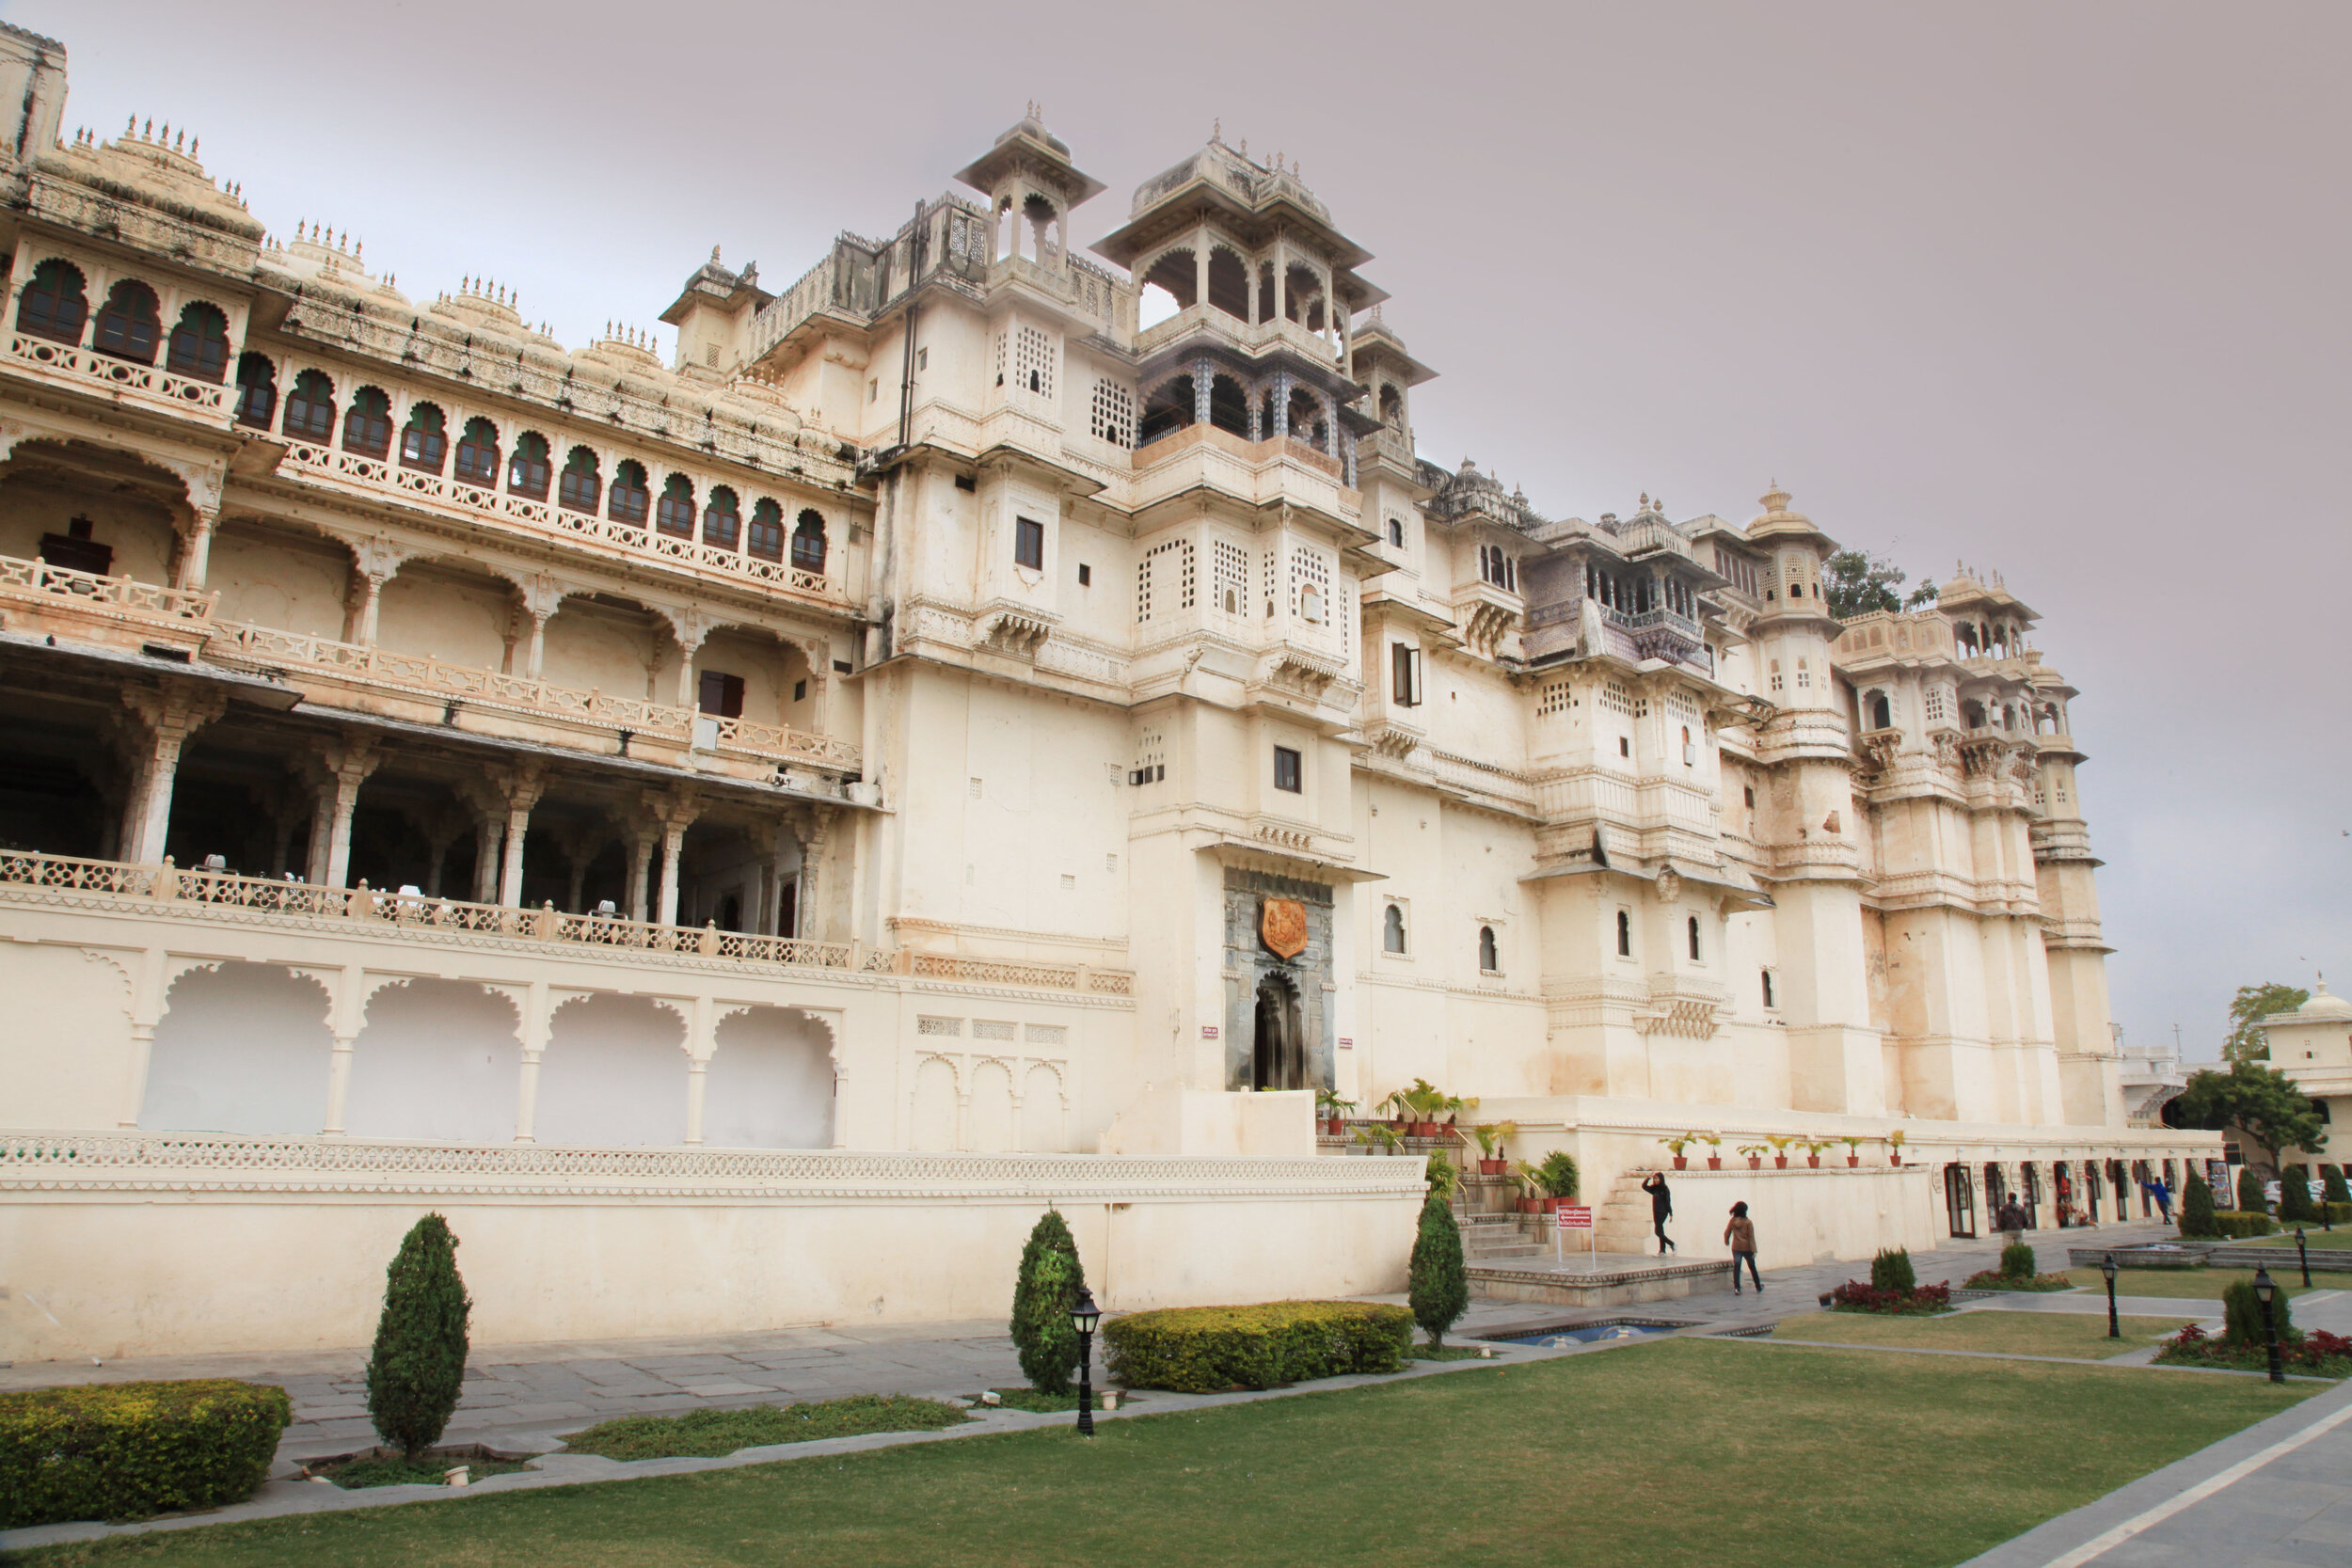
1556,1205,1594,1230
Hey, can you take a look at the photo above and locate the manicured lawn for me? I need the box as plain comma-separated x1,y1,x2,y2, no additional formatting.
559,1396,969,1460
14,1339,2314,1568
2064,1267,2325,1299
2233,1228,2352,1248
1770,1309,2191,1360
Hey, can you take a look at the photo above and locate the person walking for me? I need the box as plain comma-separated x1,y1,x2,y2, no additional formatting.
1642,1171,1677,1255
1724,1202,1762,1294
2151,1177,2173,1226
1997,1195,2028,1246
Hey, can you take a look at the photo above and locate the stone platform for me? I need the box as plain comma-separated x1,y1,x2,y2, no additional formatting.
1467,1251,1731,1307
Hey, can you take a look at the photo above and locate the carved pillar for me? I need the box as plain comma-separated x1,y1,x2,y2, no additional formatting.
470,815,504,904
1191,356,1214,427
489,764,548,908
305,735,381,889
1272,370,1294,440
684,996,715,1146
342,569,388,646
119,682,229,865
174,507,219,592
514,980,551,1143
645,787,703,928
794,807,834,943
766,822,798,937
625,824,657,924
671,610,711,710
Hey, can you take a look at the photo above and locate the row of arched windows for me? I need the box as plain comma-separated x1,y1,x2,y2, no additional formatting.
231,356,829,573
19,259,229,382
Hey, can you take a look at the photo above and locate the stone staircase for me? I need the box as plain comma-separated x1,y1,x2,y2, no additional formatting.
1451,1173,1546,1261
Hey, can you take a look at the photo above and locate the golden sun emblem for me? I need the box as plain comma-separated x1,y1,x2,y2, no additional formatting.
1260,897,1309,959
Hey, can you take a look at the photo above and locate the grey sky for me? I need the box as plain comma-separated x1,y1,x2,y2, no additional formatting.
18,0,2345,1062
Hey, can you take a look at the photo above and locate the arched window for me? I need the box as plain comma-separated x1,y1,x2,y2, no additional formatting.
1868,690,1893,731
1616,910,1632,958
342,387,391,457
231,353,276,428
92,279,163,364
1382,904,1406,954
703,484,740,549
1761,969,1775,1008
655,474,695,537
1387,516,1405,547
1207,372,1249,436
1477,926,1500,974
1205,247,1249,319
16,259,87,343
609,460,649,526
746,499,784,562
398,402,447,472
1378,384,1404,429
281,370,334,439
791,508,828,574
1688,915,1702,961
1138,374,1193,445
557,446,600,514
165,302,230,382
507,433,551,499
453,419,500,484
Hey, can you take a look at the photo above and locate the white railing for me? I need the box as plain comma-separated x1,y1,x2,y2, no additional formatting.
0,551,218,621
279,441,840,602
208,620,860,772
7,332,230,414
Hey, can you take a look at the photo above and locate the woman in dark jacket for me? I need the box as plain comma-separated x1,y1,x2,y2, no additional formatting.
1642,1171,1676,1255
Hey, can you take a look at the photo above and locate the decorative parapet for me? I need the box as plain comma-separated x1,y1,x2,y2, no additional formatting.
0,551,217,626
6,331,231,422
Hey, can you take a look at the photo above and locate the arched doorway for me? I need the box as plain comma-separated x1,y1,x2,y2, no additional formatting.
1252,971,1305,1090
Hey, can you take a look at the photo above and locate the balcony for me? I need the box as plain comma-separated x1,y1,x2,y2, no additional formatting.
5,332,232,426
0,552,217,648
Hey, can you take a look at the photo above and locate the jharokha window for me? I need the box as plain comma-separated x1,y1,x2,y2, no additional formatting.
703,485,741,549
791,508,828,574
281,370,334,440
558,447,601,514
609,460,650,526
92,279,163,364
746,499,785,562
232,353,276,428
342,388,392,458
165,303,230,383
16,259,87,343
453,418,500,484
399,404,447,471
655,474,695,537
507,433,551,499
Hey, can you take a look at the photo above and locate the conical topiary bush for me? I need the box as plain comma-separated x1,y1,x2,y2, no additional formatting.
2181,1169,2217,1237
1407,1189,1468,1349
1009,1210,1089,1394
365,1213,472,1460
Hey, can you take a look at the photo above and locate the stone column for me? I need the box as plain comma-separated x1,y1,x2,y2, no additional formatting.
305,735,381,889
490,764,548,908
1271,370,1294,440
643,788,703,929
320,963,367,1135
625,825,658,924
671,611,710,710
470,816,504,904
119,682,228,865
514,980,551,1143
1191,356,1214,427
174,507,218,592
344,569,388,646
683,996,717,1146
793,808,834,944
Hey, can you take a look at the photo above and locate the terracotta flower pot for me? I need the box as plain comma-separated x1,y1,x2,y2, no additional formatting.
1518,1196,1539,1213
1324,1117,1343,1136
1848,1154,1860,1166
1414,1121,1438,1138
1671,1156,1687,1170
1542,1197,1560,1214
1747,1157,1761,1170
1707,1156,1722,1170
1891,1154,1903,1166
1480,1158,1506,1176
1774,1156,1789,1169
1807,1155,1821,1168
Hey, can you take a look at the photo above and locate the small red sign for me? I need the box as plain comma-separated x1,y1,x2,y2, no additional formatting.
1556,1206,1594,1230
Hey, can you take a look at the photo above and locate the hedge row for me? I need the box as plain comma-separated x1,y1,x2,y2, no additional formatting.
1103,1301,1414,1392
2205,1212,2278,1239
0,1379,292,1528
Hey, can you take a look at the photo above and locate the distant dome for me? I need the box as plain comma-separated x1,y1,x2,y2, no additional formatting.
995,113,1069,157
2294,981,2352,1021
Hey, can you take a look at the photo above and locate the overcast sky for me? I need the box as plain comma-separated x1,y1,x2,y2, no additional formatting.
19,0,2345,1064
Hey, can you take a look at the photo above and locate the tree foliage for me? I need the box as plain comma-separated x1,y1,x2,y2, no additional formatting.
2176,1060,2326,1163
365,1213,472,1460
1407,1190,1469,1349
2224,982,2310,1062
2180,1169,2217,1236
2280,1164,2320,1223
2239,1165,2268,1215
2221,1278,2294,1349
1869,1247,1916,1292
1821,550,1940,621
1009,1210,1090,1395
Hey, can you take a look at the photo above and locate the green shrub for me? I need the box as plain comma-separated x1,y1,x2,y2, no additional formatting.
2323,1165,2351,1208
1103,1301,1413,1392
366,1213,472,1461
0,1380,291,1528
2220,1278,2296,1349
2209,1212,2278,1239
2181,1169,2217,1237
2280,1166,2320,1224
1536,1151,1580,1200
1009,1210,1089,1395
2323,1201,2352,1225
1868,1247,1916,1293
1999,1242,2038,1279
2238,1167,2267,1215
1408,1191,1469,1348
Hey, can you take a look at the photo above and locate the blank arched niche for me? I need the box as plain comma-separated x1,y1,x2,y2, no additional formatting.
966,1060,1015,1152
342,980,521,1144
910,1057,959,1151
1020,1062,1066,1152
701,1006,834,1148
533,994,686,1147
142,963,332,1134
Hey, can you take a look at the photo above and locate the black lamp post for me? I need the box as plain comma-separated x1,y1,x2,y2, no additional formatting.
2100,1254,2120,1338
1070,1287,1101,1436
2296,1227,2312,1289
2252,1267,2283,1385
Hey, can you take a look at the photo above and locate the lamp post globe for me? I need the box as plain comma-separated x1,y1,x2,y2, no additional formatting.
1070,1287,1101,1436
2252,1267,2283,1385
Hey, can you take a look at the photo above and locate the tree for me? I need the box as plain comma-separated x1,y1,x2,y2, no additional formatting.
1009,1210,1090,1395
2224,982,2310,1061
1407,1189,1469,1349
2324,1165,2351,1209
2181,1168,2217,1237
2176,1060,2326,1165
1821,550,1942,621
2280,1164,2320,1224
2238,1165,2267,1215
365,1213,472,1461
2221,1278,2295,1349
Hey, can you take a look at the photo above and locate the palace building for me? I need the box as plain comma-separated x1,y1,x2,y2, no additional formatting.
0,26,2213,1359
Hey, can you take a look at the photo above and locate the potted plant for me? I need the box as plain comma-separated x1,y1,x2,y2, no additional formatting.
1469,1121,1517,1177
1660,1132,1695,1172
1354,1123,1406,1157
1537,1150,1581,1212
1800,1137,1833,1169
1314,1088,1356,1138
1699,1132,1724,1171
1840,1133,1867,1167
1507,1159,1544,1213
1737,1143,1769,1170
1887,1129,1906,1166
1767,1134,1795,1170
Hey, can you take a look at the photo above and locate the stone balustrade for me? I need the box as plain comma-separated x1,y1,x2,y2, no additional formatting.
0,549,218,623
7,330,230,420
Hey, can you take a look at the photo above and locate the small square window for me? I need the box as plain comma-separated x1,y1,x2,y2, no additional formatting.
1744,786,1756,808
1273,746,1302,794
793,679,807,702
1078,562,1092,587
1618,736,1631,757
1014,516,1045,570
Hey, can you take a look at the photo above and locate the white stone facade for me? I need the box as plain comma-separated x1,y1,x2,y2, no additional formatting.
0,37,2210,1357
